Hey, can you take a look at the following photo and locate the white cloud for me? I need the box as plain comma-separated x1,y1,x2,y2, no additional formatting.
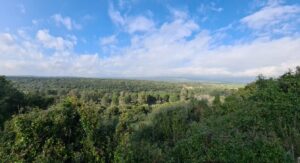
1,8,300,81
0,31,102,77
109,37,298,79
0,33,14,43
100,35,117,46
99,12,300,79
127,16,155,33
198,2,223,14
52,14,81,30
1,26,300,80
188,37,300,77
36,29,76,51
169,8,189,19
267,0,285,6
108,3,155,34
108,4,125,26
241,3,300,34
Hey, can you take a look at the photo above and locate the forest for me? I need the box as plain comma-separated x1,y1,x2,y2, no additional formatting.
0,67,300,162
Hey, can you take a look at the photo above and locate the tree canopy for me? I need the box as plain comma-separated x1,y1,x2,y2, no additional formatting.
1,68,300,162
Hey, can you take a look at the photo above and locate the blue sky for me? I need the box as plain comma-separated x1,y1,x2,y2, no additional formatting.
0,0,300,82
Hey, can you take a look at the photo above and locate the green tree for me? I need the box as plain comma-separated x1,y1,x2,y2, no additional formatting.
146,94,156,105
169,93,179,102
101,94,111,106
0,76,25,128
180,88,188,101
138,92,147,105
111,92,119,106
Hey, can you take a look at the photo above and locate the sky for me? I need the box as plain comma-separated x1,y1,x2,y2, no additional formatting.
0,0,300,82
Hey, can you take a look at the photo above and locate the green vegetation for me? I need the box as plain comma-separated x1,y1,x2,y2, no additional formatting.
1,67,300,162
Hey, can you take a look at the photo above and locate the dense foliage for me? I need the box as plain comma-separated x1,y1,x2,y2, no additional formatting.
1,68,300,162
0,76,24,127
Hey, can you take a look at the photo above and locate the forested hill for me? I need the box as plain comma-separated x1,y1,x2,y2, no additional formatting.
8,77,181,92
1,67,300,162
8,76,242,92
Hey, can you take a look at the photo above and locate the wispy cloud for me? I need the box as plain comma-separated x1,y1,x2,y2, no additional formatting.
52,14,81,30
0,33,14,43
36,29,76,51
127,16,155,33
197,2,223,14
241,2,300,35
108,3,155,34
108,4,125,26
100,35,117,46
